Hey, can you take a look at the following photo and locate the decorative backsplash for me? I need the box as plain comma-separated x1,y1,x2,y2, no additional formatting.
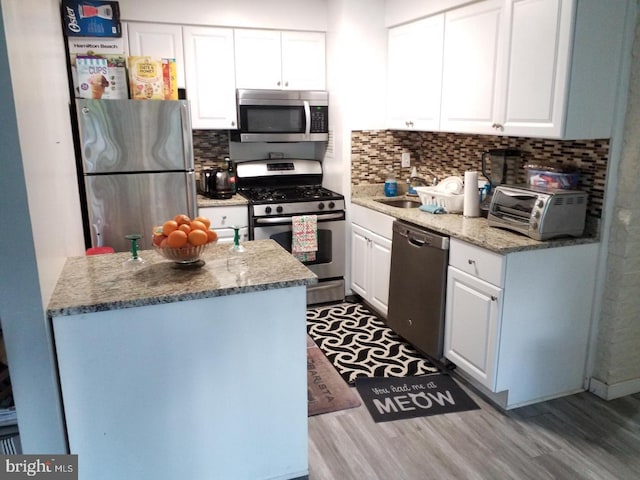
192,130,230,173
351,130,610,220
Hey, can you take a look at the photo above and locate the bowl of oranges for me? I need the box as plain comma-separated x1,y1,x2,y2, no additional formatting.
152,214,218,265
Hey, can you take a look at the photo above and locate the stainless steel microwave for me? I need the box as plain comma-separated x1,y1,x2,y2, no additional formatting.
231,89,329,142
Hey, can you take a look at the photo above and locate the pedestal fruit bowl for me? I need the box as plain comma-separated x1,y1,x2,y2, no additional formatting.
152,214,218,265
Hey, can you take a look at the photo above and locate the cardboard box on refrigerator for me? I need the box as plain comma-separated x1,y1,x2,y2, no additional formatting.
61,0,122,38
127,56,178,100
68,37,127,99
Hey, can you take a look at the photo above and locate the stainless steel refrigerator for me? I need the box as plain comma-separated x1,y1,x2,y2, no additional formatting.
76,99,197,252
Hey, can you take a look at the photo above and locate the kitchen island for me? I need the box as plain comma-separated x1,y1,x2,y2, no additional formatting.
47,240,316,480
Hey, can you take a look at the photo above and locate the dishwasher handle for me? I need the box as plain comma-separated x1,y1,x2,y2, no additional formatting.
393,221,449,250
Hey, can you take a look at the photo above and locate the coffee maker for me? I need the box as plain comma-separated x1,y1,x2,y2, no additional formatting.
480,148,523,216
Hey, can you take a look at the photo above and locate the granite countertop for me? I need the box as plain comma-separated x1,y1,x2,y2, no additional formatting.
351,185,599,254
197,194,249,208
47,240,317,318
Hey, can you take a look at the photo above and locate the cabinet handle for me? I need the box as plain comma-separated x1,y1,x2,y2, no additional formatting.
230,121,235,127
285,81,289,87
468,259,476,265
277,81,281,87
492,123,504,131
490,296,498,301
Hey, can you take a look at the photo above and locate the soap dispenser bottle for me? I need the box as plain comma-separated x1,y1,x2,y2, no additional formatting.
384,166,398,197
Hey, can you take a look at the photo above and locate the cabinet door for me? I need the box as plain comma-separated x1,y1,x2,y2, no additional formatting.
499,0,573,137
127,22,185,88
234,29,282,89
183,27,237,130
440,0,504,134
368,231,392,317
350,224,370,299
281,31,326,90
444,266,502,390
387,14,444,131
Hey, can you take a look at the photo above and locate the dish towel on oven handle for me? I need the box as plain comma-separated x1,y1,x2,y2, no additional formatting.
292,214,318,262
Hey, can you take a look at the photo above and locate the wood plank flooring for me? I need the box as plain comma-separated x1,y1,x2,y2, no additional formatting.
308,378,640,479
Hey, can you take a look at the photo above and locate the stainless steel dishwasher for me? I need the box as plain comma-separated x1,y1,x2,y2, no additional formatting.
387,220,450,360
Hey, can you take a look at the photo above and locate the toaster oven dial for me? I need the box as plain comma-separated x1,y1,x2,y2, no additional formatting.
533,211,541,219
536,199,545,208
265,206,272,214
531,221,539,230
276,206,283,214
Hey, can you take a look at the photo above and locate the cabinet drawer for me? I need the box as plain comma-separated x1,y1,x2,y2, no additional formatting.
449,238,505,287
350,204,394,240
199,206,248,229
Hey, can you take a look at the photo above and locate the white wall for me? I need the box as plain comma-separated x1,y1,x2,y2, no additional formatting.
0,0,76,453
118,0,328,31
384,0,475,27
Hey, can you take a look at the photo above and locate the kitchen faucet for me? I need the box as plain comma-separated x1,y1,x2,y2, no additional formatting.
410,173,438,186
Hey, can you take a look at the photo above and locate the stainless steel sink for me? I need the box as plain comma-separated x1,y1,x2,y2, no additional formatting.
375,199,422,209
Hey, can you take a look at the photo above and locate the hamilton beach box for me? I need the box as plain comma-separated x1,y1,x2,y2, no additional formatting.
62,0,122,38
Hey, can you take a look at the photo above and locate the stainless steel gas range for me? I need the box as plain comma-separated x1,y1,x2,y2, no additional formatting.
236,158,345,305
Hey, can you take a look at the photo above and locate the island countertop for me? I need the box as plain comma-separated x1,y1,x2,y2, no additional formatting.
47,239,317,318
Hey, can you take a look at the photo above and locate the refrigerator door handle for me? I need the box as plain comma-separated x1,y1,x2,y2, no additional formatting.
180,101,195,171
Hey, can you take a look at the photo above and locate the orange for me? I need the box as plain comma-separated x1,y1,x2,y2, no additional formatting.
190,220,207,232
188,229,208,246
193,216,211,229
206,229,218,243
174,214,191,225
162,220,178,236
167,230,188,247
178,223,191,234
152,234,166,247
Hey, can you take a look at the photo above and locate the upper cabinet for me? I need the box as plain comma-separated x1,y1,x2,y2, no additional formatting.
127,22,186,88
182,26,237,130
386,14,445,131
235,29,326,90
393,0,628,139
440,0,504,135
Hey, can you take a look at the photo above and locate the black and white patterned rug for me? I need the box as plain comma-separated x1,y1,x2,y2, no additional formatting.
307,302,439,385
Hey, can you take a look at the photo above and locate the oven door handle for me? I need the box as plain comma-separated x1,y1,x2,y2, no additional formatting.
254,212,344,225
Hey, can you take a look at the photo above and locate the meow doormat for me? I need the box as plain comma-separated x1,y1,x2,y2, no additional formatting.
355,374,479,423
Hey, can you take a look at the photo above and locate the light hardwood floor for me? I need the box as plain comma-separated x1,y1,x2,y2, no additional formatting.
308,378,640,479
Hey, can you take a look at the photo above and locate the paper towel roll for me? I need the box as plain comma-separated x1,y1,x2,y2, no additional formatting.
463,171,480,217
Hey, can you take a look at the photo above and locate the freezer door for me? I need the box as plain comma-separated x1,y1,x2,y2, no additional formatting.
77,99,194,173
85,171,197,252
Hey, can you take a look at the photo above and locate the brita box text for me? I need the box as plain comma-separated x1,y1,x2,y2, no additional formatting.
62,0,122,38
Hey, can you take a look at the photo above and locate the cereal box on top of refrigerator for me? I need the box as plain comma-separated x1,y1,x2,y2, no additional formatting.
127,56,165,100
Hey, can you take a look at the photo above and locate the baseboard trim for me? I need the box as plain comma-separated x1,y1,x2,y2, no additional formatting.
589,377,640,400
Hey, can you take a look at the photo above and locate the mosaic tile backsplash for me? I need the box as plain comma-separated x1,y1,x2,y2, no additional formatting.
351,130,610,221
192,130,230,173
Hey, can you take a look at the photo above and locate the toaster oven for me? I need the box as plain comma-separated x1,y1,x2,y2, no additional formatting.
487,185,588,240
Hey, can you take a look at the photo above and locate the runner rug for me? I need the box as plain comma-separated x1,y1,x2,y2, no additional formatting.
355,374,480,423
307,336,360,416
307,302,438,385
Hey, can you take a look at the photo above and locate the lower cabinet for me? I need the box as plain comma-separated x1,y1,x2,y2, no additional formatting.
350,204,394,317
444,237,600,409
198,205,248,245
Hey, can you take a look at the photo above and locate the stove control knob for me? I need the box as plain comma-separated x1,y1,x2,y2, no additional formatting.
276,206,283,214
318,202,325,210
265,206,272,214
328,201,335,209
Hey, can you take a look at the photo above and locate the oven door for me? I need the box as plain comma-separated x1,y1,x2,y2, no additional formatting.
252,212,345,280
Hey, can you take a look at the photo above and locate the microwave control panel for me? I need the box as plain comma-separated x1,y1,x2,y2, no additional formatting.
310,106,329,133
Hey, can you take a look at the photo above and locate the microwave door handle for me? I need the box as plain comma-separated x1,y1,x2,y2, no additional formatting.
303,100,311,136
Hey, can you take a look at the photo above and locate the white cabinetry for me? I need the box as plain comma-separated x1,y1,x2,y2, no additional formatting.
444,238,599,409
350,204,394,317
198,205,248,245
127,22,185,88
437,0,628,139
234,29,326,90
183,27,237,130
387,14,444,131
